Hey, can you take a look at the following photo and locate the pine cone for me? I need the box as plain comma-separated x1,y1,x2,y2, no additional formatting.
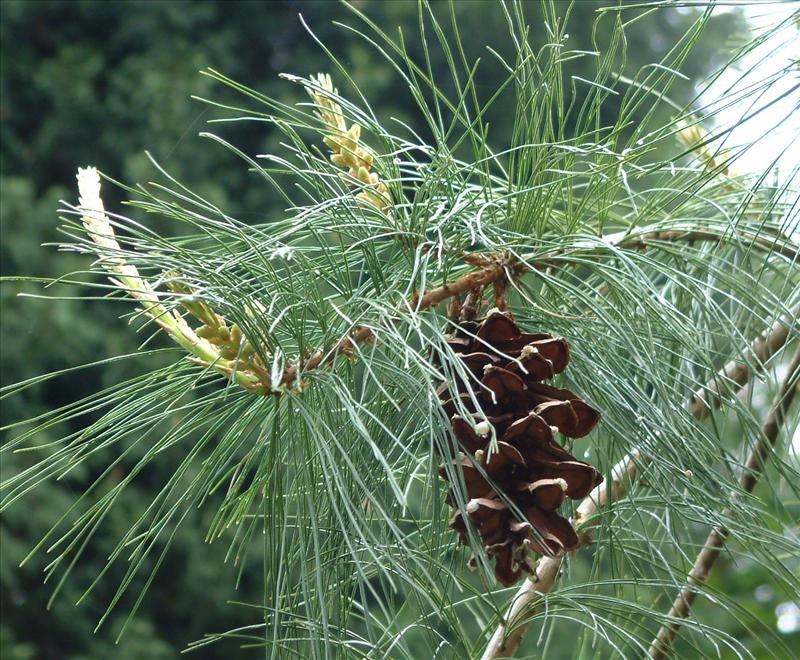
438,309,602,586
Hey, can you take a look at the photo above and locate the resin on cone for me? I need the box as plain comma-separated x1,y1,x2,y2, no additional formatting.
438,309,602,585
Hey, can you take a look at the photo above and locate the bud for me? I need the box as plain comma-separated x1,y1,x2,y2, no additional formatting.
196,325,215,340
230,323,242,346
357,166,372,184
347,123,361,141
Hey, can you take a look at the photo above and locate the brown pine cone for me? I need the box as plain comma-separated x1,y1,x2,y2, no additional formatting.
438,309,602,586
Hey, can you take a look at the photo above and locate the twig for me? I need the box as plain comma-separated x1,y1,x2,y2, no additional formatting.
281,230,800,392
612,229,800,263
690,304,798,418
480,308,797,659
78,157,796,397
77,161,510,394
528,228,800,273
647,346,800,660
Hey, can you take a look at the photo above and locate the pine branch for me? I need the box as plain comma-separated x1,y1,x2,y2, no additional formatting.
535,227,800,266
278,221,792,392
480,307,798,659
73,151,797,399
279,261,508,388
515,229,800,283
75,150,511,396
647,345,800,659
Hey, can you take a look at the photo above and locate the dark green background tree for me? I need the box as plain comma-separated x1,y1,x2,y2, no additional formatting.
5,2,796,659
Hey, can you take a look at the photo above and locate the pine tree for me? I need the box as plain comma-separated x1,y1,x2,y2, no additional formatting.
2,2,799,658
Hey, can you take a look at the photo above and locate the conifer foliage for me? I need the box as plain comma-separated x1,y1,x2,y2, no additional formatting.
2,2,799,659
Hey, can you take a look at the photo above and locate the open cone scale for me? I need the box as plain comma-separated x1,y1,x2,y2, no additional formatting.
438,310,602,585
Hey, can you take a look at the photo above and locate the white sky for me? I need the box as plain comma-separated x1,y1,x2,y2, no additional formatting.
699,2,799,185
699,3,799,456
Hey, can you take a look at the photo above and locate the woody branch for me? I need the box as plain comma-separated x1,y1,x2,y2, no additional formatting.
480,305,797,659
647,346,800,659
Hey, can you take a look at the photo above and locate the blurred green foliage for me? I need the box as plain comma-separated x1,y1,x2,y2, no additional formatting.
4,2,788,658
